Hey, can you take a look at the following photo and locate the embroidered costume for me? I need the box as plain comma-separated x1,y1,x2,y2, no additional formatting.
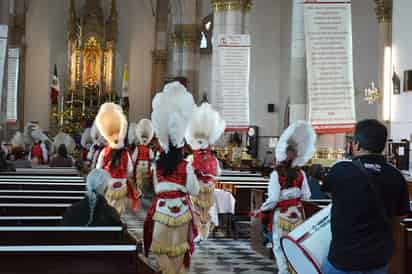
186,103,225,241
95,103,139,216
261,121,316,274
132,119,154,196
144,81,198,274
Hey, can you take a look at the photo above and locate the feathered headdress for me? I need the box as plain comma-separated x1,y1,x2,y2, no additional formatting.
186,103,226,150
95,103,128,149
136,119,154,146
128,122,138,145
10,131,25,148
52,132,76,154
23,122,50,145
276,121,317,167
151,82,195,152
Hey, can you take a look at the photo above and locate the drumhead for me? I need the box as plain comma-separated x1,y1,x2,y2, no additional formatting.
281,235,322,274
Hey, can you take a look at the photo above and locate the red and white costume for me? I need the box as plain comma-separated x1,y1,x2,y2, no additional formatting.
186,103,225,241
144,81,197,274
95,103,140,216
261,121,316,274
24,123,50,165
144,160,199,273
96,146,135,215
132,119,154,196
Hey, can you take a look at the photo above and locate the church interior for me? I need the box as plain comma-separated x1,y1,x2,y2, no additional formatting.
0,0,412,274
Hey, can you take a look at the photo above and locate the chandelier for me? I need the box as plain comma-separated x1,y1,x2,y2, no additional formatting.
364,81,380,104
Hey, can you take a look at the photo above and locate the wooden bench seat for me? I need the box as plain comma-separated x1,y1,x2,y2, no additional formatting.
0,189,87,196
0,216,63,226
0,226,159,274
0,226,135,274
0,177,85,183
0,195,84,204
0,182,86,191
0,203,71,216
0,168,80,176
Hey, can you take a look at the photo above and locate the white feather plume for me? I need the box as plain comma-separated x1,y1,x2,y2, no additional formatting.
128,122,138,145
186,103,226,149
95,103,128,149
135,119,154,145
23,122,38,145
10,131,25,148
275,121,317,167
52,132,76,154
151,82,195,152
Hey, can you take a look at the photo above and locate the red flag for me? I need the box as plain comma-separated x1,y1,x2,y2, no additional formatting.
50,64,60,104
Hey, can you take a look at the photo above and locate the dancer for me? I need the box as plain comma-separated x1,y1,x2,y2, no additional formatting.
95,103,139,216
87,123,106,169
186,103,225,241
144,81,198,274
132,119,154,196
261,121,315,274
24,123,50,165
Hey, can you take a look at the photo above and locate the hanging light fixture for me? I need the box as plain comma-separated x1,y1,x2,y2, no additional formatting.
364,81,380,104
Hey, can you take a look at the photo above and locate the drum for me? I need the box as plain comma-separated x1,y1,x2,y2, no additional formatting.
281,204,331,274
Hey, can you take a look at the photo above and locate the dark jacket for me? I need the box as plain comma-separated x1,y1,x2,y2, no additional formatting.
62,194,122,226
308,178,329,199
322,155,410,271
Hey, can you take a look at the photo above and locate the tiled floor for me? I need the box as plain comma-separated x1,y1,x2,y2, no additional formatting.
125,207,277,274
189,239,276,274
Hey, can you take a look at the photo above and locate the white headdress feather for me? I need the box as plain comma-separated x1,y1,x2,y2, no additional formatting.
151,82,195,152
95,103,128,149
135,119,154,145
186,103,226,149
128,122,138,145
52,132,76,154
275,121,317,167
10,131,25,148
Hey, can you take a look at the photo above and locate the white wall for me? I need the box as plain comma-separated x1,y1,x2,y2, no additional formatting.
198,0,379,160
352,0,380,121
23,0,155,129
391,0,412,140
24,0,51,129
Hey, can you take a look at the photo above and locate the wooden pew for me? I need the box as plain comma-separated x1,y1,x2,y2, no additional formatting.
0,170,160,273
0,167,80,176
0,176,85,182
0,181,86,191
0,195,84,204
0,216,63,226
0,226,159,274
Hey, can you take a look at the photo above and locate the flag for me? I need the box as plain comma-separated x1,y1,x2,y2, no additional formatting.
50,64,60,105
122,64,128,98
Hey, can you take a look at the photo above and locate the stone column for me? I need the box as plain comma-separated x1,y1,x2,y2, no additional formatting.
374,0,392,124
151,0,168,100
210,0,251,108
288,0,306,124
167,0,200,98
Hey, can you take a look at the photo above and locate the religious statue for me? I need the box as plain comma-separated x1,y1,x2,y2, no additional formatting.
50,0,119,134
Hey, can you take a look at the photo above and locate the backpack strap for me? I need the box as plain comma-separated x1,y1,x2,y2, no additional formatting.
352,159,390,224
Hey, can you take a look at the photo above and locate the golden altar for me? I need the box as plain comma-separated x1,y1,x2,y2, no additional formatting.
50,0,126,134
